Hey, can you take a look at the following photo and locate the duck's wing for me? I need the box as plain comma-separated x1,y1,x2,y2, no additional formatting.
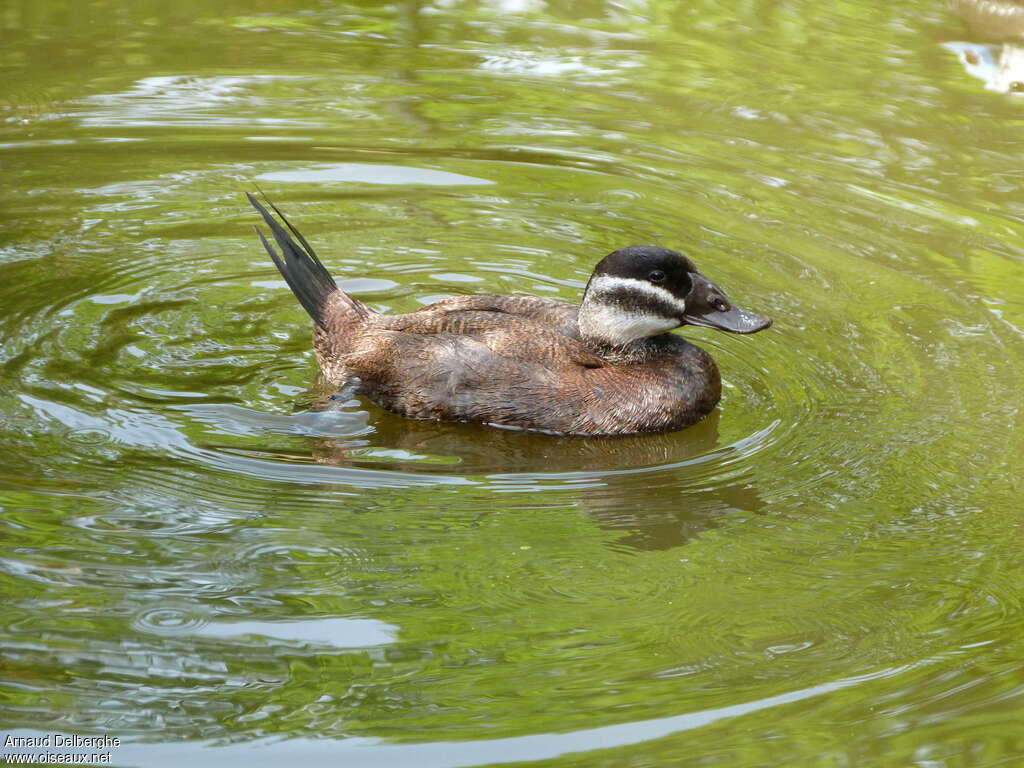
337,313,604,431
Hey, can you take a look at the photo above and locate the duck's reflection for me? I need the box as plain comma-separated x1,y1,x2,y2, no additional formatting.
307,392,765,551
945,0,1024,93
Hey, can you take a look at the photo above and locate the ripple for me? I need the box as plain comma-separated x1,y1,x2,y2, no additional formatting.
131,603,209,636
65,428,111,446
215,540,373,595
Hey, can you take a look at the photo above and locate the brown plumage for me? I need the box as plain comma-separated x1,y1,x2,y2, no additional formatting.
249,194,771,436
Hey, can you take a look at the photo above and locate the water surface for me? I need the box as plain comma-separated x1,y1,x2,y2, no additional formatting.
3,1,1024,766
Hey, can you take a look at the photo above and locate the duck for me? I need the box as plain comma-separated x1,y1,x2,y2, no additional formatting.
248,193,771,436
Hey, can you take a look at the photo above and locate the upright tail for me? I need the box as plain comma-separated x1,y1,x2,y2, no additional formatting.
248,193,369,328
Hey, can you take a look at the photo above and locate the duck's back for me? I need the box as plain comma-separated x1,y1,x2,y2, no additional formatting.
414,294,582,339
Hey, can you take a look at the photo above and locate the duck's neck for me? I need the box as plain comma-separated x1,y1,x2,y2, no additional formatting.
577,298,676,364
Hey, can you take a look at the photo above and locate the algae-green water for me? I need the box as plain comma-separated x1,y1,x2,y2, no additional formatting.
3,1,1024,766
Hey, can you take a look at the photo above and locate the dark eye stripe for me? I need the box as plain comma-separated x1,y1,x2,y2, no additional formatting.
597,286,684,317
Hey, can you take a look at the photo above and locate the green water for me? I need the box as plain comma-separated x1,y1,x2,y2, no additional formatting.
3,0,1024,765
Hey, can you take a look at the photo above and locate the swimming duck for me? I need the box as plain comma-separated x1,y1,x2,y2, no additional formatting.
248,194,771,436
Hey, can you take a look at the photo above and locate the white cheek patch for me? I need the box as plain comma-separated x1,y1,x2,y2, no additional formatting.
579,304,679,346
586,274,688,314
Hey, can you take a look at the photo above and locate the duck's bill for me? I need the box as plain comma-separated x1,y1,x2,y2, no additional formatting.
683,305,772,334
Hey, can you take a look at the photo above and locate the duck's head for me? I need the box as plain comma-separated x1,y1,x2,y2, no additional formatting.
578,245,772,350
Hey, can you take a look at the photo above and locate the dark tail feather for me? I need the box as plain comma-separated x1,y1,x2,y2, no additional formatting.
247,192,368,328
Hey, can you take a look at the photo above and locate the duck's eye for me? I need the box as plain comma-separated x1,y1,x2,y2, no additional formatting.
714,300,729,312
648,270,666,283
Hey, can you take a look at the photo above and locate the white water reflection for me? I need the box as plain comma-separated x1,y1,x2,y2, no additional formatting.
944,42,1024,94
0,662,920,768
194,617,396,648
79,75,314,128
257,163,494,186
